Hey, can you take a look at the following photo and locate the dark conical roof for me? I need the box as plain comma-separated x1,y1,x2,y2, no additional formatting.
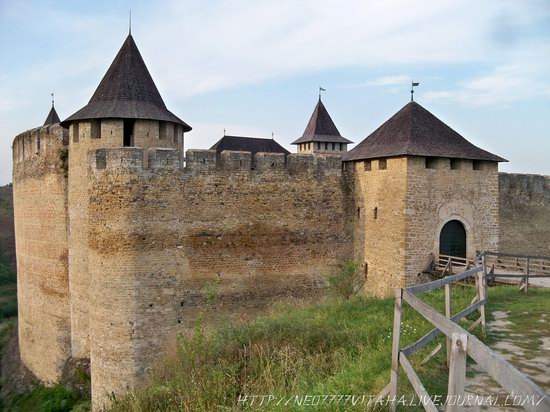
292,99,352,144
43,106,61,125
61,35,191,131
210,135,290,156
343,102,506,162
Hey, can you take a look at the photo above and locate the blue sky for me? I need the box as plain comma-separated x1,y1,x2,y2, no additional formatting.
1,0,549,185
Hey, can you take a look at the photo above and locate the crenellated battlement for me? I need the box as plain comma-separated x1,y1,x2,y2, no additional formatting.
12,124,68,165
89,147,344,177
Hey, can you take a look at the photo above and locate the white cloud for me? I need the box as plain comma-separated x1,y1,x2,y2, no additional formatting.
364,75,410,87
1,0,550,183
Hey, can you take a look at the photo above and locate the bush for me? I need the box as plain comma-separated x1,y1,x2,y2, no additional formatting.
0,300,17,319
8,385,80,412
327,260,363,299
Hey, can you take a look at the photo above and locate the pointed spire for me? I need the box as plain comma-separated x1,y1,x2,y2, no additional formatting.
291,99,352,145
44,96,61,126
129,10,132,35
61,34,191,131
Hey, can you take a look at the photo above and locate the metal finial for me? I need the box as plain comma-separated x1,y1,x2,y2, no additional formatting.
51,93,54,108
411,81,420,102
319,86,326,101
129,10,132,35
223,128,226,136
271,132,274,139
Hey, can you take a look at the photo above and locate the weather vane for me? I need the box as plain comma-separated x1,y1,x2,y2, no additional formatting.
51,93,54,108
129,10,132,35
410,81,420,102
319,86,326,101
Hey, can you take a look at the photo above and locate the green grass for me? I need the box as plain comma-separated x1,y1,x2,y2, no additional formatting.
6,385,90,412
110,284,491,411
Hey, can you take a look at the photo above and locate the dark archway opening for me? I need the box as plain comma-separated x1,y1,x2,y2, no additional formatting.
123,119,135,147
439,220,466,258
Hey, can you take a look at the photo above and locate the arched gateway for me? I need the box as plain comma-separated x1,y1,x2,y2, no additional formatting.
439,220,467,258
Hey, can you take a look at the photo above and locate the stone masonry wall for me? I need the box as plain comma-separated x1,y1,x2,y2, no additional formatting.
405,157,500,282
67,119,181,359
499,173,550,256
86,148,353,409
12,124,71,383
352,157,408,296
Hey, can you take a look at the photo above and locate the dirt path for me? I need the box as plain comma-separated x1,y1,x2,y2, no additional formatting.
464,310,550,410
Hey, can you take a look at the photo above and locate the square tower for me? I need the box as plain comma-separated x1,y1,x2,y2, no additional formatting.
344,102,506,296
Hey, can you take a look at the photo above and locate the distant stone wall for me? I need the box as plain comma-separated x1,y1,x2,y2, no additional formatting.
86,148,353,408
499,173,550,256
12,124,71,383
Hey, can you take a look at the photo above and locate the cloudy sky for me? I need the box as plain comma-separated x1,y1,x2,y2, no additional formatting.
1,0,549,185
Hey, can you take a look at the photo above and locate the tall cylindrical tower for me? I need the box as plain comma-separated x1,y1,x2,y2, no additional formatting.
60,33,191,409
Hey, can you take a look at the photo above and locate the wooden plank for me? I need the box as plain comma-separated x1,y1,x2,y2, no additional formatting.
406,266,482,295
477,271,486,335
399,353,439,412
403,290,550,412
447,333,468,412
420,343,442,365
401,299,486,357
445,282,452,366
483,251,550,261
467,316,482,331
487,274,550,278
389,288,403,412
526,257,530,294
374,382,391,402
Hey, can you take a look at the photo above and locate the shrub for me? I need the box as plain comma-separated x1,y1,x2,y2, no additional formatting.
327,260,363,299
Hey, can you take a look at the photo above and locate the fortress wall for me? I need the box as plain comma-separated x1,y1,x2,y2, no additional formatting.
406,158,500,281
86,148,354,408
352,157,408,296
499,173,550,256
12,125,71,383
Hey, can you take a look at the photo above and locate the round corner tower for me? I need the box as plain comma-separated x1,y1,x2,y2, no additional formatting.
58,33,191,409
12,105,71,383
343,101,505,296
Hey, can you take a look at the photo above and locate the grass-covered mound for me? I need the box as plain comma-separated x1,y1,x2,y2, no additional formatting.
111,284,495,411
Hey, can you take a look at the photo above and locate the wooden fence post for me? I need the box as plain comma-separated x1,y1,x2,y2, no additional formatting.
389,288,403,412
525,257,530,294
445,282,452,367
477,270,487,335
446,333,468,412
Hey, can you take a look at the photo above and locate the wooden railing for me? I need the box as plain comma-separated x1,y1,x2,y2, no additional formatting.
482,251,550,293
435,254,476,273
378,256,550,412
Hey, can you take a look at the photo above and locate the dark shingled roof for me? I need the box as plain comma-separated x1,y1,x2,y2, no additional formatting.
292,100,352,145
343,102,506,162
43,106,60,126
60,35,191,131
210,135,290,157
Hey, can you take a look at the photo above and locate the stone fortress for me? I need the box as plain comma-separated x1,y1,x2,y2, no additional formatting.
11,33,550,409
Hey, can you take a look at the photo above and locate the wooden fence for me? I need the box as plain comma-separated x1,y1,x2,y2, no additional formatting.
379,254,550,412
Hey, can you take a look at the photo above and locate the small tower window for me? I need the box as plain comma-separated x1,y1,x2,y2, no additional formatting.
72,123,80,143
317,142,321,150
91,120,101,139
332,143,335,150
357,207,361,219
425,157,437,169
379,158,387,170
339,143,343,151
325,142,328,150
473,160,483,170
123,119,135,147
364,160,371,171
374,207,378,219
159,122,167,139
450,159,460,170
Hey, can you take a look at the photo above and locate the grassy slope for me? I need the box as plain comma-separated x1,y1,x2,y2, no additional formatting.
110,284,529,412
